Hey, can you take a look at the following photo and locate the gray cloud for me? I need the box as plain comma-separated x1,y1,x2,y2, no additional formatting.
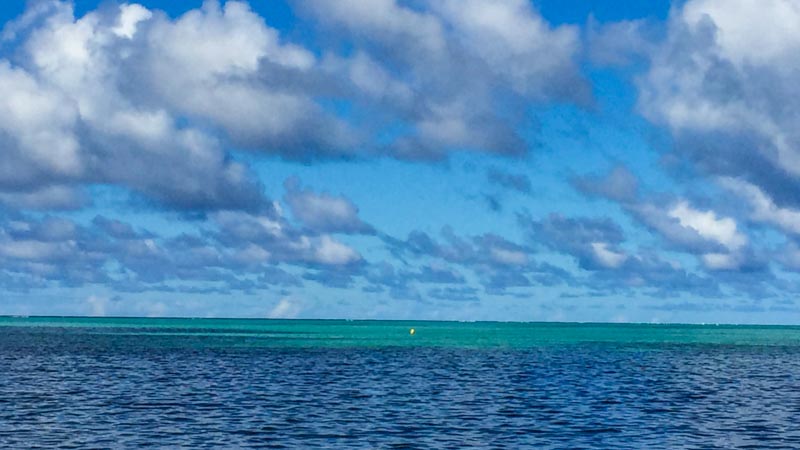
522,213,626,270
486,167,532,194
637,0,800,212
0,201,365,293
428,286,479,302
0,0,591,214
283,177,374,234
385,227,551,295
574,167,760,272
299,0,588,159
518,212,722,297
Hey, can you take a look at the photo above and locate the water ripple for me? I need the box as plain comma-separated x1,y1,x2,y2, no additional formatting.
2,326,800,448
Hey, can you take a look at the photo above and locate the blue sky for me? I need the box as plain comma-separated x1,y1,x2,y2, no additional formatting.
2,0,800,323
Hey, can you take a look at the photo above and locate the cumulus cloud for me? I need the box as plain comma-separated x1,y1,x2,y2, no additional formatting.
0,0,591,213
668,200,748,270
638,0,800,211
392,227,532,269
519,212,719,297
720,177,800,236
0,2,276,211
0,203,364,294
575,167,756,271
303,0,587,158
523,213,627,270
283,177,374,234
209,209,363,267
384,227,554,295
135,1,358,157
590,242,627,269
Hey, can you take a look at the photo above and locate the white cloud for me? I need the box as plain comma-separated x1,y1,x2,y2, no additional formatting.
681,0,800,66
141,1,338,149
210,209,362,267
720,177,800,235
0,0,588,211
1,1,264,208
432,0,579,98
0,1,345,210
638,0,800,204
113,4,152,39
0,60,81,181
590,242,627,269
313,235,361,266
268,297,303,319
667,200,748,270
489,247,528,266
701,252,743,271
668,201,746,251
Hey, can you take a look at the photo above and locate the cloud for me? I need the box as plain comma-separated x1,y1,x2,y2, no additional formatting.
393,227,532,268
523,213,626,270
385,227,550,294
590,242,627,269
575,167,756,271
572,166,638,203
283,177,374,234
667,200,748,270
519,212,721,297
313,235,361,265
427,286,479,302
362,262,421,300
268,296,303,319
0,185,88,211
0,2,273,211
210,209,363,267
0,0,593,214
135,1,358,157
637,0,800,212
414,264,466,284
302,0,587,159
587,18,659,67
0,203,363,293
486,167,532,194
719,177,800,236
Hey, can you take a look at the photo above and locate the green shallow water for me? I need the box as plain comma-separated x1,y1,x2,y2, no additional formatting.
3,316,800,348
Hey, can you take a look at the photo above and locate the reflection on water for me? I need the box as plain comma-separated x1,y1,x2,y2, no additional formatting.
2,323,800,448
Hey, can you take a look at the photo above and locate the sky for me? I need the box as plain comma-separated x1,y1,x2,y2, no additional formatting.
1,0,800,323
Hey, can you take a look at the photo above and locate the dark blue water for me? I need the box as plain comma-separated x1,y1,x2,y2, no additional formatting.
2,321,800,448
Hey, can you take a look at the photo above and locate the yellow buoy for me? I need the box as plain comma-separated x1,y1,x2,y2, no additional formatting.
409,328,415,335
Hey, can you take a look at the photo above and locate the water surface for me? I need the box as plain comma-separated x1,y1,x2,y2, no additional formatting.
2,317,799,448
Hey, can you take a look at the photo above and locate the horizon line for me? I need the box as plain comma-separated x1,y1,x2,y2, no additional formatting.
1,315,797,327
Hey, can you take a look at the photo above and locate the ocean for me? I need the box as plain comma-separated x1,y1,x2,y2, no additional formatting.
2,317,799,448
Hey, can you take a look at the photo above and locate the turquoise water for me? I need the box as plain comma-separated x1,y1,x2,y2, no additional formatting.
2,318,800,448
2,316,800,347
